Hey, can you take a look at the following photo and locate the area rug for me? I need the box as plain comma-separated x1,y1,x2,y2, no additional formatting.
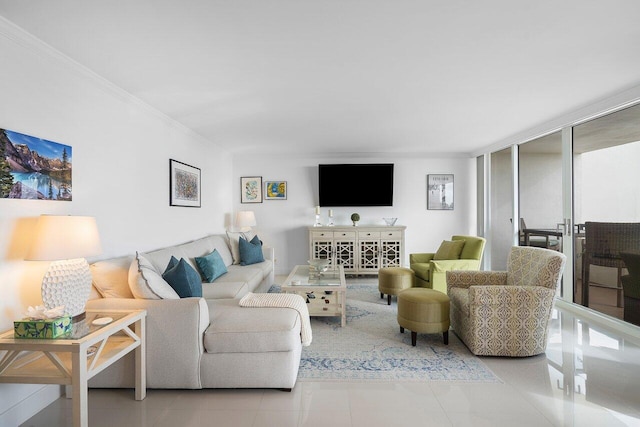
270,280,501,383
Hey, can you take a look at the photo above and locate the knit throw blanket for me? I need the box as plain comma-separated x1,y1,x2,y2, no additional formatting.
239,292,312,346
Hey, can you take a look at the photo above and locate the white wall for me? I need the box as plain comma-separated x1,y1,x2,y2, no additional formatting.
0,20,233,425
232,155,477,274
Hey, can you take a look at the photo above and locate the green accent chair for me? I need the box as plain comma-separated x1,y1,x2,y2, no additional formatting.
409,235,486,294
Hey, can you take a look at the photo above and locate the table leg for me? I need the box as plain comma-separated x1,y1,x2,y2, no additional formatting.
135,317,146,400
71,348,88,427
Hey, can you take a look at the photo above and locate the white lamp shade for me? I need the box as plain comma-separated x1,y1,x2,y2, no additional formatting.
26,215,102,317
26,215,102,261
235,211,257,228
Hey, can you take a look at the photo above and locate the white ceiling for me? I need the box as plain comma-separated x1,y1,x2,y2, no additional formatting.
1,1,640,156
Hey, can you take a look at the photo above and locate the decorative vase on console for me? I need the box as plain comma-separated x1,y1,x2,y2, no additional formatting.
350,213,360,226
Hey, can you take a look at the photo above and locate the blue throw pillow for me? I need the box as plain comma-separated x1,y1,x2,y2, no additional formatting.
239,235,265,266
164,256,179,273
195,249,228,282
162,257,203,298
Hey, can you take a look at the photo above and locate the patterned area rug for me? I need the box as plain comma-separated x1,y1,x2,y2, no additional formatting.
271,280,501,383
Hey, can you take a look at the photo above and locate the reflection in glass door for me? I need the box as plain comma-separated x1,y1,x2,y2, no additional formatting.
573,103,640,326
518,131,563,253
489,148,514,270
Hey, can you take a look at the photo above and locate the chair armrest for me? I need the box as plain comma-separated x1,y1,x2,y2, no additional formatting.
87,297,209,388
430,259,480,273
469,285,555,307
446,270,508,291
410,253,435,263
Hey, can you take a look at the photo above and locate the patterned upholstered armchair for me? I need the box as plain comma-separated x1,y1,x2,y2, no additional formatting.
447,246,566,357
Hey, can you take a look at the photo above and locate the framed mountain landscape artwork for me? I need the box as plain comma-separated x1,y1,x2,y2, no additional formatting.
0,128,72,201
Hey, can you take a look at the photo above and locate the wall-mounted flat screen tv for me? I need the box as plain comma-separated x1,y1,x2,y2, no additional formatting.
319,163,394,207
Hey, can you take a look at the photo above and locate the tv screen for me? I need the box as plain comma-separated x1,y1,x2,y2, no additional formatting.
319,163,394,207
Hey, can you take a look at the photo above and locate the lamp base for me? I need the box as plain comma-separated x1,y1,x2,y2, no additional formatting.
41,258,91,318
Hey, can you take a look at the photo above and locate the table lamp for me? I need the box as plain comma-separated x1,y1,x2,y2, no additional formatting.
25,215,102,319
235,211,256,232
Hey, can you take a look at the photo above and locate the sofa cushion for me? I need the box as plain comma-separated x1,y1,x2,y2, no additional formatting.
91,255,134,298
216,264,266,294
204,299,301,353
142,235,234,274
195,249,228,282
226,230,255,265
201,281,249,299
128,253,180,299
239,235,265,266
162,257,203,298
434,240,465,260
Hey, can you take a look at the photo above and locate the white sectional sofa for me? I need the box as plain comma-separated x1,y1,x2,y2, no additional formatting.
85,233,304,390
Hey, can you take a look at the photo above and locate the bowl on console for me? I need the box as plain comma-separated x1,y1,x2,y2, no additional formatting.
383,217,398,226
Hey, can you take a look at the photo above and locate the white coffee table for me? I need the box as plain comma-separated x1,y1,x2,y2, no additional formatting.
282,264,347,327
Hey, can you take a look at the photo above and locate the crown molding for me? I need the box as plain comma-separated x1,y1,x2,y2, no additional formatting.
0,16,219,150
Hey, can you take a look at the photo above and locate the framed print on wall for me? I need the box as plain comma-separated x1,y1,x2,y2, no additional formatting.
0,128,72,201
170,159,201,207
265,180,287,200
241,176,263,203
427,174,454,210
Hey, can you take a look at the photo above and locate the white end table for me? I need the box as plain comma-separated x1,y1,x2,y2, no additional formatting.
0,309,146,427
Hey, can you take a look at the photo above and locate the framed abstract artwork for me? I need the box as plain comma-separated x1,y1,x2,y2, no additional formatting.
241,176,263,203
265,180,287,200
170,159,201,207
427,174,454,210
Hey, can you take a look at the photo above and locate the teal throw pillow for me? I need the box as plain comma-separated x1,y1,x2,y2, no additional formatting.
195,249,228,282
239,235,265,266
164,256,179,273
162,257,203,298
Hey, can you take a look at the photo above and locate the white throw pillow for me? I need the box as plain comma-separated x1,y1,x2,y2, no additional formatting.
226,230,255,264
91,255,134,298
128,252,180,299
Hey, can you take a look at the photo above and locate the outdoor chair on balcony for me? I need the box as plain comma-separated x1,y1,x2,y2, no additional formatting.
581,222,640,307
619,251,640,326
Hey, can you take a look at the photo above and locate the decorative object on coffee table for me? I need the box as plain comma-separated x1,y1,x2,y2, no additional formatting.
350,213,360,226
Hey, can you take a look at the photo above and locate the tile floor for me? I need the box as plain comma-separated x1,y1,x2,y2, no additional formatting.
19,280,640,427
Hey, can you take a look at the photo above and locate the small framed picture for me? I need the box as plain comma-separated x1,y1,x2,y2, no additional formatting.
170,159,201,207
427,174,454,210
241,176,263,203
264,181,287,200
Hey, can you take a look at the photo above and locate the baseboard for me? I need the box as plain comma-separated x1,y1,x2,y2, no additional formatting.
0,384,62,426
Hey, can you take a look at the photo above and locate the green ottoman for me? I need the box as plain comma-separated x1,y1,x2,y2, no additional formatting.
397,288,450,346
378,267,415,305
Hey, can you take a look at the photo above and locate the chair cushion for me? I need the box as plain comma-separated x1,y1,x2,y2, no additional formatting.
410,263,432,280
434,240,465,260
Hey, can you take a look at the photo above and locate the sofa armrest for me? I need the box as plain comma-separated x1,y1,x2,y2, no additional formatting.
410,253,435,263
86,297,209,389
446,270,508,292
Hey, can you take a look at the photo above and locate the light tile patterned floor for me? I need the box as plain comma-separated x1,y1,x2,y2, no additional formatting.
19,278,640,427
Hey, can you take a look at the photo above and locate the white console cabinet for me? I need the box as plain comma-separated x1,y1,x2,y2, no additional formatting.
308,225,406,274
